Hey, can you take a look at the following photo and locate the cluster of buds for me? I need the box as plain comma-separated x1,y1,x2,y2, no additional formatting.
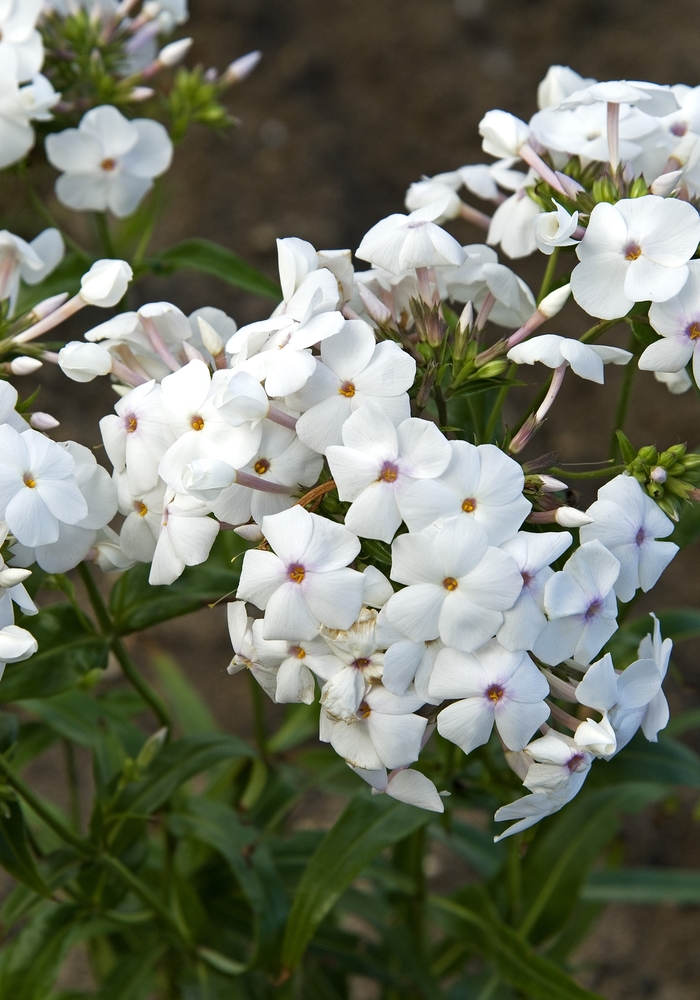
619,432,700,520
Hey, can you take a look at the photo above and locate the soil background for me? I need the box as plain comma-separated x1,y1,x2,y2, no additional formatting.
10,1,700,996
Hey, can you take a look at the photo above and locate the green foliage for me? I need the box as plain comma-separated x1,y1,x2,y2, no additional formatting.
145,239,282,300
583,867,700,904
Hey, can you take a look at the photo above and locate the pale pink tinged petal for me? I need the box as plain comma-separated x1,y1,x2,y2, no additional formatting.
396,418,451,479
566,540,620,601
439,592,504,652
638,540,678,592
460,546,522,610
237,549,287,608
331,720,383,770
340,403,398,457
296,395,351,452
276,658,315,704
354,341,416,396
261,505,313,563
434,517,489,578
45,130,102,172
558,340,604,383
385,585,445,641
386,770,444,812
81,105,138,159
532,616,584,665
428,646,487,700
263,581,319,640
321,320,375,379
107,172,153,218
34,478,87,525
641,689,669,741
648,294,696,339
570,254,633,320
498,591,547,652
301,515,361,571
55,172,110,212
6,488,58,547
326,446,381,501
390,533,441,585
399,479,462,532
345,483,402,543
638,336,693,372
437,698,495,754
575,203,628,260
496,700,550,751
624,257,689,304
367,712,426,769
303,568,365,630
382,640,425,695
574,615,618,666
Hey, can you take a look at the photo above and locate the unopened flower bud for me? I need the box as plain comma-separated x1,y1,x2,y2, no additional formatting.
80,259,133,307
555,507,594,527
554,171,585,199
476,359,508,379
538,283,571,319
198,316,224,356
650,466,667,483
128,86,156,102
357,283,393,326
224,50,262,84
9,356,42,375
182,341,206,363
650,170,682,197
58,341,113,381
234,523,264,542
27,292,69,322
157,38,193,68
638,445,658,464
0,567,31,588
29,412,60,430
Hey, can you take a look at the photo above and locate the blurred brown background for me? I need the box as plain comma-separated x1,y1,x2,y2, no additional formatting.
18,0,700,995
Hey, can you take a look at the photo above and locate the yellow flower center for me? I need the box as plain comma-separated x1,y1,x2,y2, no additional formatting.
358,701,371,719
254,459,270,475
688,322,700,340
338,381,356,397
127,416,138,433
379,461,398,483
23,474,36,489
487,684,504,702
462,498,476,513
136,502,148,517
443,577,458,591
101,158,117,171
191,416,205,431
624,242,642,261
288,564,305,584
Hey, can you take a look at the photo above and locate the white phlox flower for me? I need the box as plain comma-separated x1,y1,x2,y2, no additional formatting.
559,80,678,116
0,425,88,547
571,196,700,321
437,245,536,328
355,199,466,274
0,228,64,310
381,626,443,706
537,65,595,110
352,764,445,813
534,539,620,666
251,621,339,705
399,440,531,545
654,368,692,394
534,201,580,255
507,334,632,384
288,320,415,454
115,477,166,564
326,404,452,543
637,613,672,742
0,544,35,628
574,651,662,757
580,475,678,602
0,68,58,169
85,301,195,382
487,186,542,260
459,159,530,201
404,174,463,220
92,525,135,574
639,260,700,385
100,380,175,496
497,530,573,652
157,360,262,494
148,491,219,586
478,110,531,159
430,640,550,754
236,505,365,641
316,607,388,722
10,441,117,573
385,516,522,653
46,105,174,217
0,0,43,83
0,379,31,434
226,601,279,702
79,258,133,307
325,684,427,772
530,104,659,166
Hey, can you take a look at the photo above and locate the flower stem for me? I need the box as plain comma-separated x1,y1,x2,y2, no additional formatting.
94,212,117,258
609,335,640,460
537,246,560,304
579,318,622,344
550,464,625,480
484,363,516,442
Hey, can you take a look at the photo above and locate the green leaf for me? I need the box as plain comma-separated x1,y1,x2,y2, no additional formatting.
591,734,700,788
431,818,506,880
431,896,604,1000
615,429,637,465
630,319,658,349
672,499,700,548
583,867,700,904
109,531,249,634
94,945,164,1000
281,793,432,971
0,799,51,897
0,605,109,703
112,732,255,821
152,653,219,735
0,902,78,999
146,239,281,300
266,703,320,754
196,946,247,977
665,708,700,737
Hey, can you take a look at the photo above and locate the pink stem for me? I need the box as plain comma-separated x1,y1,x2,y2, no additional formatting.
518,143,568,197
458,201,492,230
233,470,292,494
475,292,496,331
607,101,620,173
267,406,298,430
13,294,85,344
140,316,182,372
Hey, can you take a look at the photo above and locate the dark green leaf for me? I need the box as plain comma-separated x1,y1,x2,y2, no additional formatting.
0,711,19,751
94,945,164,999
672,500,700,548
281,793,432,971
110,531,249,634
431,818,506,880
665,708,700,737
431,896,604,1000
152,653,219,735
146,239,281,299
196,946,247,976
630,319,658,349
19,690,115,749
591,734,700,788
583,867,700,904
0,799,51,897
1,605,109,703
615,429,637,465
0,902,78,999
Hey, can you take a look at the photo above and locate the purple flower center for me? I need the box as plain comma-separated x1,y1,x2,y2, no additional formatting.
567,752,587,773
635,527,646,546
623,241,642,261
584,599,603,621
486,684,505,703
378,461,399,483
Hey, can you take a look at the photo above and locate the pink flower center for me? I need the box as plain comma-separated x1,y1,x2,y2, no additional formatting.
623,241,642,261
378,461,399,483
687,321,700,340
486,684,505,703
584,599,603,621
288,564,305,584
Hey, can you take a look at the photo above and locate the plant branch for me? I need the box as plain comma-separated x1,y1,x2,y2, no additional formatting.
536,247,560,304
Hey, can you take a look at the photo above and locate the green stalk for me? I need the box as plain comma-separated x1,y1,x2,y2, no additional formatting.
484,363,516,442
62,739,81,832
536,246,560,304
608,335,640,460
94,212,116,258
249,671,268,757
549,464,625,480
579,318,622,344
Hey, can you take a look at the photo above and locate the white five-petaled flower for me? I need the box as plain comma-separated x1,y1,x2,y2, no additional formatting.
326,404,452,543
637,614,672,742
316,607,387,722
385,517,522,653
288,320,415,454
430,640,550,754
100,380,175,496
251,621,339,705
325,685,427,772
236,505,365,641
355,200,465,274
507,334,632,384
580,475,678,602
640,260,700,385
534,539,620,666
399,440,531,545
226,601,279,701
571,196,700,320
534,201,580,255
148,491,219,586
46,105,173,217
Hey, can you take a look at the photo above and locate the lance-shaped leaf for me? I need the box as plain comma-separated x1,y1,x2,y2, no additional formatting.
146,238,281,299
0,799,51,898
